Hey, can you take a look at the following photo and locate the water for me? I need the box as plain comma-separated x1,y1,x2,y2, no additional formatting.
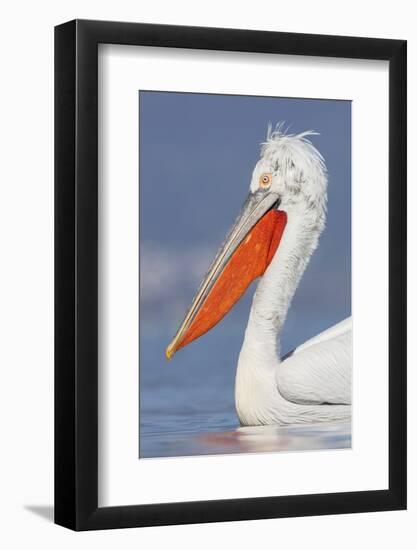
139,318,351,459
141,418,351,459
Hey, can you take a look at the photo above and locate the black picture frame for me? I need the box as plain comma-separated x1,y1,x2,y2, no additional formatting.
55,19,407,531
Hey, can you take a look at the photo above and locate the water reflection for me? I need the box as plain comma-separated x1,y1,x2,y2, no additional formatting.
140,421,351,459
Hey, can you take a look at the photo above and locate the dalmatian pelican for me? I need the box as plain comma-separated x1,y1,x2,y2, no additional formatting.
166,125,351,426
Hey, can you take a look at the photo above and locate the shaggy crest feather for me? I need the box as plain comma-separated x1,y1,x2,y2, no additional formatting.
255,123,328,218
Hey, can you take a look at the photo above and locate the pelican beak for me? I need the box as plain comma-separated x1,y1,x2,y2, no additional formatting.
166,190,287,359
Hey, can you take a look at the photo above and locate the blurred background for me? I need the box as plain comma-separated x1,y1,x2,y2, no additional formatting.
139,91,351,458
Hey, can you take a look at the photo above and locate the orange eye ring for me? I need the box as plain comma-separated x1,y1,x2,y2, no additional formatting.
260,173,272,188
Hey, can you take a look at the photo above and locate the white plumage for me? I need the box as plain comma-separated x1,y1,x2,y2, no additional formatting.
235,127,351,426
279,318,351,405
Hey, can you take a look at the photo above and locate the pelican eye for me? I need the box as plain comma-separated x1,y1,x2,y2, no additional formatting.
259,173,272,189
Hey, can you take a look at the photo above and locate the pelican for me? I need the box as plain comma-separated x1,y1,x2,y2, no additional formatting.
166,125,351,426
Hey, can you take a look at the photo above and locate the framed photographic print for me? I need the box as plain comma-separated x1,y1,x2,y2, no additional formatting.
55,19,407,530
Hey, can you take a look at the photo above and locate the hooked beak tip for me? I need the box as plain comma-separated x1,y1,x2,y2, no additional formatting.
165,344,175,361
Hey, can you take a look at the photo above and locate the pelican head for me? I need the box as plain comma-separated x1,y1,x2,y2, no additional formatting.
166,125,327,360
